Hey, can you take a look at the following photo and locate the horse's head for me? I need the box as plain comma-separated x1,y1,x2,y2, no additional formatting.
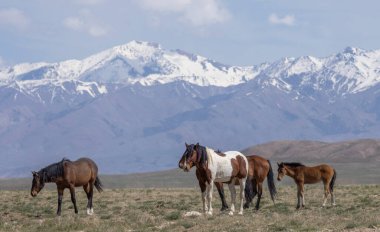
277,162,286,181
31,171,45,197
178,143,199,172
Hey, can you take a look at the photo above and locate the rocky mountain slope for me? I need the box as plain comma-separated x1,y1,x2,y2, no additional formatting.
1,41,380,177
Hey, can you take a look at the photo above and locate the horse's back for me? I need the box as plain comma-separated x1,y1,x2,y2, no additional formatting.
65,157,98,185
225,151,248,179
211,150,247,181
247,155,270,180
303,164,334,184
317,164,335,177
313,164,334,173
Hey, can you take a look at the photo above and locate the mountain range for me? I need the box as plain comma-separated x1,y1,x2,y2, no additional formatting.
1,40,380,177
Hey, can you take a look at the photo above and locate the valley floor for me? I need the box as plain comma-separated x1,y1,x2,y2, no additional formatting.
0,185,379,231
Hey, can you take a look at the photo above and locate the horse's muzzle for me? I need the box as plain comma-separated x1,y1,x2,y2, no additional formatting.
31,191,37,197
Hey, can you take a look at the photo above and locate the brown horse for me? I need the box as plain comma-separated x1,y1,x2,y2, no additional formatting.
31,157,103,216
178,143,248,216
215,155,277,211
277,162,336,209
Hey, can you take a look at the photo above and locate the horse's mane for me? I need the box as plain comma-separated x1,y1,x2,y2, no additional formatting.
282,162,305,167
195,145,208,166
38,158,71,183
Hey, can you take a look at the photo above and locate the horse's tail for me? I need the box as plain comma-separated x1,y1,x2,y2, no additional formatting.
266,160,277,203
95,176,103,193
329,169,337,193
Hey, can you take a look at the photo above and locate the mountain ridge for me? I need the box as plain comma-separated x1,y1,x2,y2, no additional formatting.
1,41,380,100
1,41,380,177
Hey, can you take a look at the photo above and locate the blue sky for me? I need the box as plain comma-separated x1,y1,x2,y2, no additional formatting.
0,0,379,67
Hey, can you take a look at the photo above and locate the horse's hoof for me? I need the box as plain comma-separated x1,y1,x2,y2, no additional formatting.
206,211,213,216
228,211,234,216
332,203,336,206
238,211,243,215
87,208,94,215
243,204,249,209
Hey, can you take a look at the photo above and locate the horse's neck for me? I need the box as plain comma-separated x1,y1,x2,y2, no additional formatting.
285,167,297,178
205,147,215,166
42,163,63,182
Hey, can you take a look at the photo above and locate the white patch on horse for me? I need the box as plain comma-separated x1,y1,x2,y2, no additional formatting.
204,147,248,216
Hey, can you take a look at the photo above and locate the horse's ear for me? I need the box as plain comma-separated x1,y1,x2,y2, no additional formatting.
185,142,188,147
196,142,199,147
277,162,280,166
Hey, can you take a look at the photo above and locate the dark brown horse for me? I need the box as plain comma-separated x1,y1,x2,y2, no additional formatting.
215,155,277,211
277,162,336,209
31,157,103,216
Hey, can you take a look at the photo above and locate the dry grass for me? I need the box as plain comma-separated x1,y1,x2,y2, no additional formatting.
0,185,380,231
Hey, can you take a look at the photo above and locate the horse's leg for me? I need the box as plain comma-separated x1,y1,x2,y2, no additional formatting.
206,180,214,216
198,180,208,213
330,186,336,206
296,184,301,209
243,177,257,209
255,182,263,210
228,180,236,216
83,183,93,215
238,178,246,215
89,183,94,214
69,185,78,214
56,187,64,216
215,182,229,211
300,184,305,208
322,181,329,207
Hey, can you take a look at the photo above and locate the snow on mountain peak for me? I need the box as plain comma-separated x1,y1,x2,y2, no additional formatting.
343,46,366,55
1,42,380,99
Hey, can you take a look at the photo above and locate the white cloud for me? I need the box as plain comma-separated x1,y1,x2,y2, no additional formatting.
139,0,191,12
63,11,107,37
88,25,107,37
72,0,104,5
0,8,30,29
63,17,84,30
138,0,230,26
268,13,295,26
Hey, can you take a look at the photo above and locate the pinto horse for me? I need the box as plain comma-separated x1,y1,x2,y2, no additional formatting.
178,143,248,216
215,155,277,211
277,162,336,209
31,157,103,216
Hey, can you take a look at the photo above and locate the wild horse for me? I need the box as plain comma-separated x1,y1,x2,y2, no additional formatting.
31,157,103,215
178,143,248,215
277,162,336,209
215,154,277,211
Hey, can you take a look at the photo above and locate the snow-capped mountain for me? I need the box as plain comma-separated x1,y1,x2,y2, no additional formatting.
0,41,259,95
1,41,380,101
1,41,380,177
258,46,380,96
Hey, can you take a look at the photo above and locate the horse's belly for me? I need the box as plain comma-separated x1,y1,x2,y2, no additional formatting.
214,162,233,181
214,176,231,183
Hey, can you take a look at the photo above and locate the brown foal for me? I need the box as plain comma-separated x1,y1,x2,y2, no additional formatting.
277,162,336,209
